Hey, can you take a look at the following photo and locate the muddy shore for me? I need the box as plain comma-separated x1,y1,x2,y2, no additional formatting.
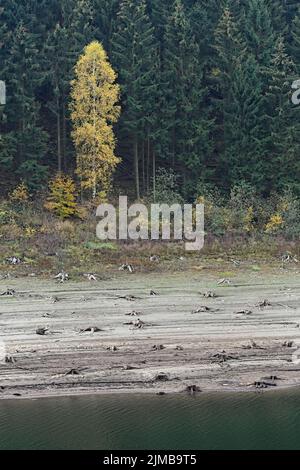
1,270,300,399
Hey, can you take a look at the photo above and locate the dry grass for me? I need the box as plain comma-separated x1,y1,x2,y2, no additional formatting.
0,198,299,279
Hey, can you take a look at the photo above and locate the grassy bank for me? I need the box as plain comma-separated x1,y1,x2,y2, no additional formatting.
1,181,300,279
0,201,299,280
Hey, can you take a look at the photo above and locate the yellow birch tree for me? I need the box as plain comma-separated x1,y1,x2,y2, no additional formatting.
70,41,121,199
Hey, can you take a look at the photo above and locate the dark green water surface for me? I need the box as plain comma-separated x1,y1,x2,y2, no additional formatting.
0,391,300,450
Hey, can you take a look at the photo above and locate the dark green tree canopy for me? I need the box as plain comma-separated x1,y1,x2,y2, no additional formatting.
0,0,299,197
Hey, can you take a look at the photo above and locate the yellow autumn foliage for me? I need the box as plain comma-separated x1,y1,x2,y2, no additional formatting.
24,227,36,239
44,174,78,219
70,41,121,199
265,214,284,233
10,182,29,203
244,206,255,233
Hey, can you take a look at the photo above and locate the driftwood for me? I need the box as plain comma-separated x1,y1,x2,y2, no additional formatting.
0,289,16,297
212,352,236,363
185,385,201,395
43,313,52,318
175,345,184,351
118,295,140,301
6,257,21,265
65,369,80,376
231,259,241,267
36,327,48,336
82,273,97,281
123,365,138,371
80,326,103,334
261,375,280,381
152,344,165,351
119,264,134,273
258,299,272,308
218,278,231,286
282,341,294,348
281,252,298,264
133,319,146,329
255,381,277,389
125,311,141,317
5,355,16,364
150,290,159,296
55,272,69,283
242,340,266,349
201,291,217,299
124,319,145,329
154,372,170,382
236,310,252,316
249,340,266,350
192,306,211,314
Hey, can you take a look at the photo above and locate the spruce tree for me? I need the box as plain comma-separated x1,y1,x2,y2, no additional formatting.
161,0,214,193
242,0,275,67
189,0,222,68
92,0,119,54
1,19,48,190
224,54,267,191
291,8,300,73
265,0,287,33
112,0,157,199
214,5,274,192
44,0,94,172
214,6,246,187
0,9,11,172
214,7,246,80
149,0,173,46
0,0,299,198
266,37,300,193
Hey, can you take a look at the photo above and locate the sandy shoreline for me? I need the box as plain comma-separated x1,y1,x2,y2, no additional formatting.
1,270,300,400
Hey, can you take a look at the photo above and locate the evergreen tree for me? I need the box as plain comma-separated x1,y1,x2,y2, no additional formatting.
113,0,157,199
92,0,119,54
0,0,299,198
162,0,213,193
214,6,246,187
286,0,299,25
149,0,173,46
265,0,287,33
266,37,300,193
242,0,275,67
214,5,274,192
226,54,269,191
1,18,48,190
189,0,221,68
44,0,94,173
0,8,11,173
214,6,246,81
291,7,300,72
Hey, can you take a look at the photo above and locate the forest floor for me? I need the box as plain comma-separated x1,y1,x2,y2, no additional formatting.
0,262,300,400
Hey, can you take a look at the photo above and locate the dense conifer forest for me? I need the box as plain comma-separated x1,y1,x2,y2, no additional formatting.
0,0,300,201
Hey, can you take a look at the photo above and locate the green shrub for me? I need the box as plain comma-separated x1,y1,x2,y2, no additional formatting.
149,169,184,204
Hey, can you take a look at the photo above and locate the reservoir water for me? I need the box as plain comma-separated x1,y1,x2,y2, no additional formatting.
1,391,300,450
